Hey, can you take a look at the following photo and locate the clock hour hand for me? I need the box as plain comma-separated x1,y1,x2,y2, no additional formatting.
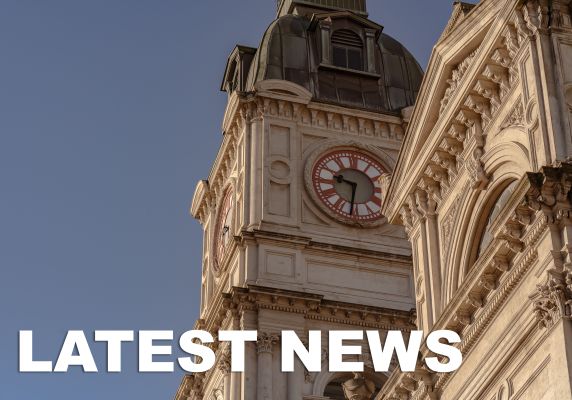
334,175,358,215
334,175,357,186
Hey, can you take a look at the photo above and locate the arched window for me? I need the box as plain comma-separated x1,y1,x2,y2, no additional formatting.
475,180,519,259
332,29,364,71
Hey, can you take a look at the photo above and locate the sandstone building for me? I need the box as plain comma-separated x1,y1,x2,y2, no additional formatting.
175,0,572,399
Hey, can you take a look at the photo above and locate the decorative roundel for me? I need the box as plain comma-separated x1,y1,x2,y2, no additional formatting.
213,189,234,273
311,149,385,223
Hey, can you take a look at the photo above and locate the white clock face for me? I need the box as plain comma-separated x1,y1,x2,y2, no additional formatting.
312,149,384,222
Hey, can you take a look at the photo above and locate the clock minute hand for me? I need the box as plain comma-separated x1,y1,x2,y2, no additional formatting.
349,181,357,215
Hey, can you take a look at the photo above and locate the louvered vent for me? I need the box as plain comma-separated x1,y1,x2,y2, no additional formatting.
331,29,362,48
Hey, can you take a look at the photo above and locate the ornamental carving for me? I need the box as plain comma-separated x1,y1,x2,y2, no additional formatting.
342,373,377,400
501,101,525,129
217,350,231,374
441,195,461,265
525,162,572,223
530,269,572,328
256,332,279,354
440,48,479,115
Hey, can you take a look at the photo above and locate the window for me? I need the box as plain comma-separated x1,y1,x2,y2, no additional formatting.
331,29,364,71
475,180,519,259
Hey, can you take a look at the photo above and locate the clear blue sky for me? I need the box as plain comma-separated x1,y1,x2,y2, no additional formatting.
0,1,456,398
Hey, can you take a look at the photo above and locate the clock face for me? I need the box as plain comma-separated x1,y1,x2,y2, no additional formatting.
312,150,384,222
213,189,234,272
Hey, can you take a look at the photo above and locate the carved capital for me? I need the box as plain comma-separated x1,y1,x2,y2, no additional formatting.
218,349,231,374
256,332,279,354
526,163,572,222
530,269,572,328
417,178,441,210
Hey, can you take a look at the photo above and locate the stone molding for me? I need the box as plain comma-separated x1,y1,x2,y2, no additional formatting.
192,90,407,226
526,162,572,329
380,173,546,400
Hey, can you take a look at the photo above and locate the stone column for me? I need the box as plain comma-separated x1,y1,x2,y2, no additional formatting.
249,103,263,228
417,186,442,318
287,357,304,400
229,310,241,400
365,28,377,74
402,198,434,331
523,1,572,160
218,351,231,400
256,332,278,400
240,106,252,229
319,18,332,65
411,189,442,328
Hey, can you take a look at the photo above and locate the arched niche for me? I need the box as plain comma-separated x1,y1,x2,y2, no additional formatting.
443,138,531,301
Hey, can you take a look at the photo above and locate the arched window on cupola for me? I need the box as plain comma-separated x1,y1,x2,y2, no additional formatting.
331,29,364,71
473,180,519,262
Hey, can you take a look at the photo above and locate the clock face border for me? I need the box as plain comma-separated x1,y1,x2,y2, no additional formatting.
304,141,391,228
212,187,234,275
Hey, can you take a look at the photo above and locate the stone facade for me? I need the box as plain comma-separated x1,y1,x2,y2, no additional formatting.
380,0,572,399
175,0,572,399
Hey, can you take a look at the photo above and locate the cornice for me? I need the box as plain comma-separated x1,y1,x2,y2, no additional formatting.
239,229,412,263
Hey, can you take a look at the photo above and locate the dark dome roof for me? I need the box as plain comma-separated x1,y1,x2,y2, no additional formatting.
246,14,423,113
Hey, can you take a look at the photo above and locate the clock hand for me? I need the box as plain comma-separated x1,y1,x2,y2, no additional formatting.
349,182,357,215
334,175,358,214
334,175,357,186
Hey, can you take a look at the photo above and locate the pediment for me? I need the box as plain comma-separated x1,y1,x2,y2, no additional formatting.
384,0,522,222
406,26,489,166
439,2,477,42
221,45,257,93
254,79,313,104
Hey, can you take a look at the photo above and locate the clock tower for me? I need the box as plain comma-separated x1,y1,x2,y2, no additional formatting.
177,1,423,399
